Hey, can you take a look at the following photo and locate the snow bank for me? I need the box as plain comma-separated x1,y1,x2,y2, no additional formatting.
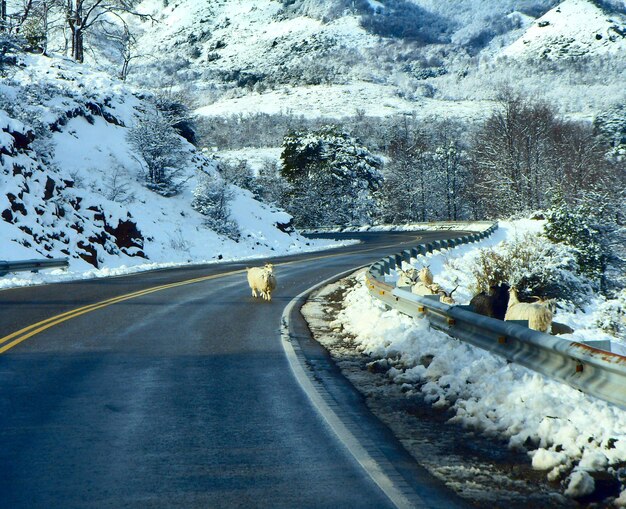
335,218,626,502
337,270,626,502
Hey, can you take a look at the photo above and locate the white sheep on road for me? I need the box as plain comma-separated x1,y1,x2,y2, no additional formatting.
246,263,277,301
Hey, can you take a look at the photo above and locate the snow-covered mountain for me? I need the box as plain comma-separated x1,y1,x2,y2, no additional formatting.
125,0,624,122
0,45,322,276
503,0,626,59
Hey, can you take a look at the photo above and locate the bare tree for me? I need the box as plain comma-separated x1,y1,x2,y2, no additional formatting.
1,0,6,31
98,15,138,79
55,0,150,62
469,91,619,218
381,116,430,223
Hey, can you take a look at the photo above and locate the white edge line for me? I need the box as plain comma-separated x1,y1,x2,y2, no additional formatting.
280,267,421,509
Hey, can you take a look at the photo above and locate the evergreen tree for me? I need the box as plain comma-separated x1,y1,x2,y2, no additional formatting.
280,125,383,227
544,194,608,288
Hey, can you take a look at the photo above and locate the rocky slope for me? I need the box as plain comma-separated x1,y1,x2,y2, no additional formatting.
0,45,316,274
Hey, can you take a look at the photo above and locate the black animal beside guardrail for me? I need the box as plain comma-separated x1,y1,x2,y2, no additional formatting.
0,258,69,277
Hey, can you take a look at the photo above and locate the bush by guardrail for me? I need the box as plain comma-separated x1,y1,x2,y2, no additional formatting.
365,223,626,410
0,258,69,277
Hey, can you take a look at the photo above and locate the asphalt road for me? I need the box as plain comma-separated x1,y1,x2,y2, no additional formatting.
0,231,471,509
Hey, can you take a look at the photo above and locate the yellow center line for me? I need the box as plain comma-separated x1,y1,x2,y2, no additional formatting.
0,269,243,354
0,233,425,354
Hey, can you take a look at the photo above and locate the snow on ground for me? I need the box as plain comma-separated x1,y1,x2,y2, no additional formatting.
0,234,356,291
333,219,626,503
196,83,492,121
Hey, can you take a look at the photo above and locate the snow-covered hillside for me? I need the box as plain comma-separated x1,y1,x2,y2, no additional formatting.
128,0,625,121
503,0,626,59
0,46,336,282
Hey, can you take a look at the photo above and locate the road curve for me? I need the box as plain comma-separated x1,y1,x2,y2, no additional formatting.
0,231,471,508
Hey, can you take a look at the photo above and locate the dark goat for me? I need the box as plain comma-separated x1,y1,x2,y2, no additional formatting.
469,284,510,320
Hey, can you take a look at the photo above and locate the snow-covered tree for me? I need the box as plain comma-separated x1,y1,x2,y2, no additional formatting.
127,111,186,196
544,194,608,288
380,117,429,223
255,159,286,205
280,125,383,227
426,120,469,221
191,172,239,240
45,0,150,62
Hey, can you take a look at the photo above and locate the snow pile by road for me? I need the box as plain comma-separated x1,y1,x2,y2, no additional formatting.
335,219,626,503
388,219,625,348
337,272,626,501
304,221,495,234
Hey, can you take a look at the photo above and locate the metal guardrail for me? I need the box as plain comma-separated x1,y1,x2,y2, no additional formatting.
302,221,495,235
366,223,626,410
0,258,69,277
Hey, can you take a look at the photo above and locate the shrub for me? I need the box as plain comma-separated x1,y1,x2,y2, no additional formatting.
471,234,589,303
544,196,608,285
192,172,240,241
594,289,626,338
219,159,257,194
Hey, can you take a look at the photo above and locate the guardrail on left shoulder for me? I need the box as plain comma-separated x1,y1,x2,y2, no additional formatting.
0,258,69,277
365,223,626,410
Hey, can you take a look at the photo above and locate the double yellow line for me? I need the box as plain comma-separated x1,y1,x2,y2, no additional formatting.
0,269,243,355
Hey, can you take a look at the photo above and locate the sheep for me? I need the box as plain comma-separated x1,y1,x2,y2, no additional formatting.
411,280,457,304
246,264,277,301
396,268,419,288
418,265,433,285
410,267,436,295
432,284,458,305
469,284,510,320
411,281,434,296
504,287,553,333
